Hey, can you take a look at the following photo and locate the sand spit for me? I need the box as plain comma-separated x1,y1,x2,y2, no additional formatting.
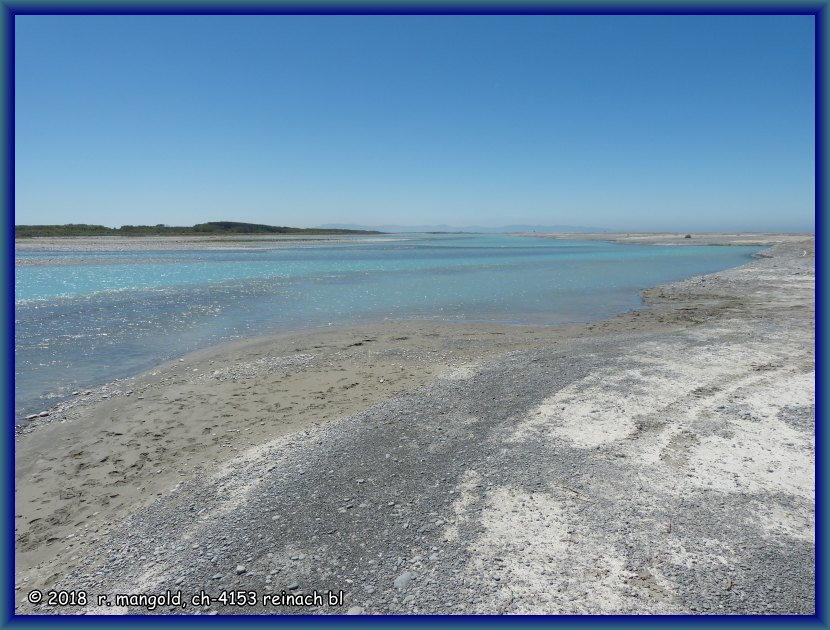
517,231,812,247
14,235,814,615
14,234,399,253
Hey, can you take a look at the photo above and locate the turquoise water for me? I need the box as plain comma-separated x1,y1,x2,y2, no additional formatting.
15,234,761,421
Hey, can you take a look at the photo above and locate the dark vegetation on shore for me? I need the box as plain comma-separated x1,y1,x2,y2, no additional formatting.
15,221,383,238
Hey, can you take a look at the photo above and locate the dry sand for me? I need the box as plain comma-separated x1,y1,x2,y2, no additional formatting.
14,232,815,614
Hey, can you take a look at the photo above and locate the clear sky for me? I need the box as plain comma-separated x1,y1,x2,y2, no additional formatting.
15,15,814,232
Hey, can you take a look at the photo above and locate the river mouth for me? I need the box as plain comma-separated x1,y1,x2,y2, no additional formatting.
14,233,761,422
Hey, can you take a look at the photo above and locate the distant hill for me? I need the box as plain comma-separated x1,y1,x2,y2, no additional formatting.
15,222,383,238
316,223,611,234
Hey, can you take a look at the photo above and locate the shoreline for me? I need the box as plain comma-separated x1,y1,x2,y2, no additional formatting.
14,231,774,426
513,231,813,246
14,234,814,614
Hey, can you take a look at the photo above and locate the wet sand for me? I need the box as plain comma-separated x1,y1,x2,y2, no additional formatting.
14,233,815,614
15,320,579,579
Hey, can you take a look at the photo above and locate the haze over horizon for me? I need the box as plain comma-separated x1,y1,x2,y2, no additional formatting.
15,15,815,233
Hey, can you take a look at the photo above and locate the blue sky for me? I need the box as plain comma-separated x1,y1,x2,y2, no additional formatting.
15,15,814,231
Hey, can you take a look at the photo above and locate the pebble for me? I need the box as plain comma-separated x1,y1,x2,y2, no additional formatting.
346,606,364,615
394,572,415,591
236,565,246,574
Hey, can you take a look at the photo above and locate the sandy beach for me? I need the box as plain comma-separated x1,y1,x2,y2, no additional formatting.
14,233,815,615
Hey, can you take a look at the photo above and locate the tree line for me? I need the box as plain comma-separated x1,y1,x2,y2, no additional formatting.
15,221,382,238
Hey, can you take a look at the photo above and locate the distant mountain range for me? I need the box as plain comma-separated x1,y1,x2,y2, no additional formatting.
316,223,611,234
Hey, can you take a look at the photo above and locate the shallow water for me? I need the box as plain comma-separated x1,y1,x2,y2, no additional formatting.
15,234,761,421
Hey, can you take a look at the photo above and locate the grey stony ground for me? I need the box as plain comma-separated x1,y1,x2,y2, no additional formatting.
20,239,814,615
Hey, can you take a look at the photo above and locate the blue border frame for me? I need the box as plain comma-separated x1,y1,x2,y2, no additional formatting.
0,1,827,15
816,6,826,630
2,2,825,628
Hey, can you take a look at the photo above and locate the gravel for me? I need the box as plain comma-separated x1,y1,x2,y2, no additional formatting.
19,240,814,616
